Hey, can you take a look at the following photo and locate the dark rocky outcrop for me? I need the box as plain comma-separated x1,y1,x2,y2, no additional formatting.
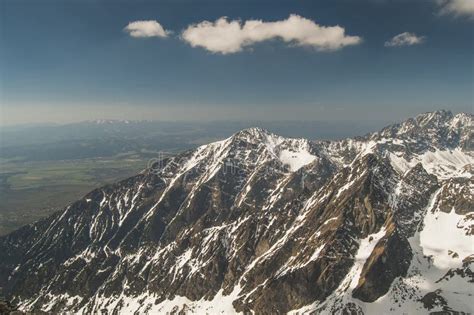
0,111,472,314
352,218,412,302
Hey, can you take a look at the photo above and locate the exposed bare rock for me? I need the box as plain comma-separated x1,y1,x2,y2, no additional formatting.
0,111,472,314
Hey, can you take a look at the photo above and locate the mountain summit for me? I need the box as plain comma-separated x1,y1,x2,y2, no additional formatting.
0,111,472,314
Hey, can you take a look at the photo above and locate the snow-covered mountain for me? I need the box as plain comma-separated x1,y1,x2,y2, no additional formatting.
0,110,472,314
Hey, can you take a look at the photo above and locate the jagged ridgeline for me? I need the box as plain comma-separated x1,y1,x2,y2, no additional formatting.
0,110,472,314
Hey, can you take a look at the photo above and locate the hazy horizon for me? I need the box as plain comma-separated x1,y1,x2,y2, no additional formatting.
0,105,470,127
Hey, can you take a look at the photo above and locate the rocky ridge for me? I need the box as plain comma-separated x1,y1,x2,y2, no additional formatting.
0,110,472,314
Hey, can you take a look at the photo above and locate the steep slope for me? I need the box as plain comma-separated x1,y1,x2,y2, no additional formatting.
0,110,472,314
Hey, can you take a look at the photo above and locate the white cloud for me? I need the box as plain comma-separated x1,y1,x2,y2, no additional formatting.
181,14,362,54
384,32,426,47
437,0,474,17
124,20,170,38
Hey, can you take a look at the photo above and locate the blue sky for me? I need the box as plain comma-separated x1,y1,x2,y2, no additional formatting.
0,0,472,125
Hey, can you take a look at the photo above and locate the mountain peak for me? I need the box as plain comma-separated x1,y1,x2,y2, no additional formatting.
229,127,282,146
374,110,471,143
233,127,271,137
415,109,453,127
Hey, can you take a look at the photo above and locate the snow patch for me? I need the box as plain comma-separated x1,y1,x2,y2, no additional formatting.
279,147,317,172
389,148,473,179
420,207,473,269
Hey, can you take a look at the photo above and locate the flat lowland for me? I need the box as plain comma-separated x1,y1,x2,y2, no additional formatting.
0,155,149,235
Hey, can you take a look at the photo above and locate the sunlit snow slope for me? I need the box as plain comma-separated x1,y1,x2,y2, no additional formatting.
0,110,472,314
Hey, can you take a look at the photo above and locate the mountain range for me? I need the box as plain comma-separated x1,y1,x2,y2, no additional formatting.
0,110,472,314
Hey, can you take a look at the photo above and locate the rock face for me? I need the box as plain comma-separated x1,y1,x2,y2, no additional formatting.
0,110,472,314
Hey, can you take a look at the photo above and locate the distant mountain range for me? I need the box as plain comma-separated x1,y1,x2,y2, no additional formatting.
0,119,390,162
0,110,472,314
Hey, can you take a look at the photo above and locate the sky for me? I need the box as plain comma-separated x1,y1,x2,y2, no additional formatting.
0,0,473,125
